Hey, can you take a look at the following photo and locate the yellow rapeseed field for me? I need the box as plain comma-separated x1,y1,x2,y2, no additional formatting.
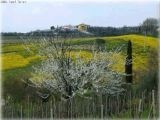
1,53,39,70
66,51,93,61
106,34,158,49
1,35,157,73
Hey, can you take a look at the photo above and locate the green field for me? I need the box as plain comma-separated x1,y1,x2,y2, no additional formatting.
1,34,158,101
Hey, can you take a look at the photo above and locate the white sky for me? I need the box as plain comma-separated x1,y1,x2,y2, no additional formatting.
1,0,159,32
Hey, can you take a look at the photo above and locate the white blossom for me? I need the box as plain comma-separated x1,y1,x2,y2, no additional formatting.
27,38,125,99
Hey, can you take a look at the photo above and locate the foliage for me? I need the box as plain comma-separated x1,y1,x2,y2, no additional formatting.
141,18,158,36
137,50,158,92
95,38,106,51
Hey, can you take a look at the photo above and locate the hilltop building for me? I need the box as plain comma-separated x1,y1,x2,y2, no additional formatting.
28,23,91,36
77,23,90,31
61,25,77,31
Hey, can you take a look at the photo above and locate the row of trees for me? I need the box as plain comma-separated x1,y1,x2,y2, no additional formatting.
1,18,158,37
88,18,158,37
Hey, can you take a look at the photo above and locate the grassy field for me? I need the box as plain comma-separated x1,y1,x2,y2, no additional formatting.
1,34,158,101
1,34,158,119
2,34,158,75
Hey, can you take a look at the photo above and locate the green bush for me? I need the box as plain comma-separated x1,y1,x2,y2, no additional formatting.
95,38,106,51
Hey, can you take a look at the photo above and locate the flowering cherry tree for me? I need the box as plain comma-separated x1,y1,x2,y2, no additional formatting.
25,37,125,100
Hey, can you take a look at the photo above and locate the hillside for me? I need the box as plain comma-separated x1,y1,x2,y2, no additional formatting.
1,34,158,109
2,34,157,70
1,34,158,83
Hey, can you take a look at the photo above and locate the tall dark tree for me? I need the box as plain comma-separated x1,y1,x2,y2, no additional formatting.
125,40,132,83
141,18,158,37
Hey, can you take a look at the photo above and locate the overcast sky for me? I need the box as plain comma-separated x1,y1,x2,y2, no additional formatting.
1,1,159,32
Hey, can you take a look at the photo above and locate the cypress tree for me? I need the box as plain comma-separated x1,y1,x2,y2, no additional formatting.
125,40,132,83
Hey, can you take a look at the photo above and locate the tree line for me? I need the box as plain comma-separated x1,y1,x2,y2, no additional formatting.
1,18,158,37
88,18,158,37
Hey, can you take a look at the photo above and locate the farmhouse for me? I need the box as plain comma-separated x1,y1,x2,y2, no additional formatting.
61,25,77,31
77,23,90,31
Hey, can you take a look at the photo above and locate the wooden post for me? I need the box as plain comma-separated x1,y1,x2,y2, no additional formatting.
138,99,142,118
117,95,119,114
11,107,13,119
20,105,23,120
100,93,103,119
82,101,84,118
30,101,32,118
101,104,104,119
148,91,153,119
129,91,132,117
32,106,34,119
50,100,53,119
50,108,53,119
45,103,47,118
92,100,95,118
28,96,30,118
70,98,72,119
59,102,60,118
41,101,43,118
152,90,156,119
148,90,156,119
105,96,108,118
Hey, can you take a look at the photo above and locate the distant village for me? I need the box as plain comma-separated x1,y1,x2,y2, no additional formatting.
58,23,90,31
28,23,93,37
